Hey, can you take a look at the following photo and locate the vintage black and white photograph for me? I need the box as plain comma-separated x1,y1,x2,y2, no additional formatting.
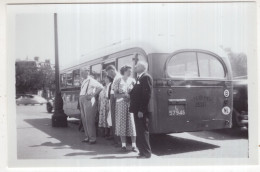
4,1,258,167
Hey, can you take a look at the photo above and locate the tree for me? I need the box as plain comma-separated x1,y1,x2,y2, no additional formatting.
15,59,55,98
15,61,39,94
36,61,55,98
222,47,247,78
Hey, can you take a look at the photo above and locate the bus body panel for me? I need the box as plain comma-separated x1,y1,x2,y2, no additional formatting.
149,51,233,134
152,80,232,133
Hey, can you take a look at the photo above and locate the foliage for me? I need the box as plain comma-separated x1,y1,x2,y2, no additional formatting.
222,48,247,78
15,58,55,96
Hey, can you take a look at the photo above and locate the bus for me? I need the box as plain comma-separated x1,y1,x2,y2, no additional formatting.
60,46,233,134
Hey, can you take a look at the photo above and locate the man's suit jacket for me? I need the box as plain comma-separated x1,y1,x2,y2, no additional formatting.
129,72,153,117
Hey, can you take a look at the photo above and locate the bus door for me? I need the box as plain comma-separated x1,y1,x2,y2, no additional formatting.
156,50,233,133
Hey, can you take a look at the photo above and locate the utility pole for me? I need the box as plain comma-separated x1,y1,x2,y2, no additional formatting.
51,13,67,127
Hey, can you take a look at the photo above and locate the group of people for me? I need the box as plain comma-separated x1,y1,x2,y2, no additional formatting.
78,61,153,159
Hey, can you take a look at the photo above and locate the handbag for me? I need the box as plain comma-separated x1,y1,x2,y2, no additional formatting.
107,100,112,127
107,110,112,127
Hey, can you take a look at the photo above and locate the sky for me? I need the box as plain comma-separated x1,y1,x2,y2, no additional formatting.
7,3,256,69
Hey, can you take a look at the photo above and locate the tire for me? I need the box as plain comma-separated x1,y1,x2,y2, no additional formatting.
232,108,240,128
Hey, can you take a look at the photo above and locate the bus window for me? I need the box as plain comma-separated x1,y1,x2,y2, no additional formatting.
66,72,73,87
118,55,135,77
167,52,198,78
91,64,102,82
60,74,67,88
197,53,225,78
73,69,80,87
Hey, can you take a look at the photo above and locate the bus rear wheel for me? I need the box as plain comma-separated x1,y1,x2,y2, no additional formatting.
232,109,239,128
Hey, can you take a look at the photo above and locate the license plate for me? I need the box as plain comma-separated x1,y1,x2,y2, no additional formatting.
169,105,186,116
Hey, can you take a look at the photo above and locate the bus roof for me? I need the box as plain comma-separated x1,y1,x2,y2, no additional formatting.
60,40,230,73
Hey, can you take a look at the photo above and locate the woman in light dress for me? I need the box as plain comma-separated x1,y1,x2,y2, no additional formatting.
113,65,137,152
98,75,113,138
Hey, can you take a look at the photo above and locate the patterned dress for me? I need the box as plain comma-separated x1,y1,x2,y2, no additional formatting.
98,86,110,128
114,77,136,136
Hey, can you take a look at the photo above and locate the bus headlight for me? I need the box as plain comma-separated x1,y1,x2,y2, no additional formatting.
222,106,231,115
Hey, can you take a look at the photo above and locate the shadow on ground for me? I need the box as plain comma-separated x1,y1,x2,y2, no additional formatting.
150,134,219,156
24,118,221,158
24,118,125,157
187,128,248,141
91,155,139,159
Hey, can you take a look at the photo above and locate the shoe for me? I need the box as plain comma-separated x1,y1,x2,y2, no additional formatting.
121,146,127,152
89,141,96,144
132,147,138,152
137,155,151,159
81,138,89,143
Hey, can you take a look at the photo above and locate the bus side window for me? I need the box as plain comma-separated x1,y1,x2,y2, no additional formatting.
167,52,198,77
73,69,80,87
91,64,102,82
197,53,225,78
60,74,67,88
117,54,135,77
66,72,73,87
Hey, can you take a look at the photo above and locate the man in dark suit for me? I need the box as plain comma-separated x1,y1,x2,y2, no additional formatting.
129,61,153,159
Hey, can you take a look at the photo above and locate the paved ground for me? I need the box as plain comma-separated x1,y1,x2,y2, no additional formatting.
16,105,248,159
